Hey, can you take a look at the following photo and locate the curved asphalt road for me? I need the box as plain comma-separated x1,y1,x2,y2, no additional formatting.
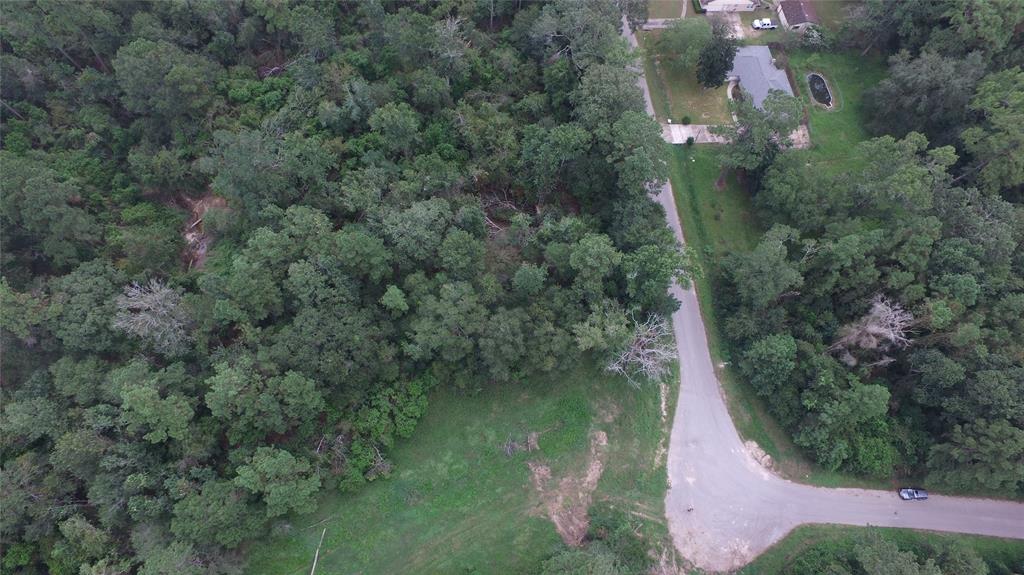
621,16,1024,572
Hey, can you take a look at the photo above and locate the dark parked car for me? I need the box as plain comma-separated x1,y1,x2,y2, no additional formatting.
898,488,928,500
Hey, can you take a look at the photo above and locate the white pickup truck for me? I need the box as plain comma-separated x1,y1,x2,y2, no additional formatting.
752,18,778,30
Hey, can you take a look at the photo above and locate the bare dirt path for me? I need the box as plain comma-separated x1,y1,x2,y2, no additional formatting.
622,15,1024,572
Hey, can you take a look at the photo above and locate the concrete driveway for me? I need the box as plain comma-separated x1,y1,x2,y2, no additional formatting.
622,15,1024,572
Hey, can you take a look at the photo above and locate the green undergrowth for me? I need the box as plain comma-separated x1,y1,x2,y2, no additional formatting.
739,524,1024,574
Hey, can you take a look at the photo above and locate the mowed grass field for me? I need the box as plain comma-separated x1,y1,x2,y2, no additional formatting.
785,50,887,173
638,31,732,124
648,0,683,19
245,361,676,575
739,524,1024,574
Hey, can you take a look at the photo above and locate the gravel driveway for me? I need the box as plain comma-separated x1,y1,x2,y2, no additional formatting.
622,15,1024,572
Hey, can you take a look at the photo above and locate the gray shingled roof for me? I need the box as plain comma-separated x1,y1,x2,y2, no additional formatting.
727,46,794,109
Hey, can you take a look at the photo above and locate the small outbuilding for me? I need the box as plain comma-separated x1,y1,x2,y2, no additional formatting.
777,0,819,30
727,46,794,109
701,0,758,12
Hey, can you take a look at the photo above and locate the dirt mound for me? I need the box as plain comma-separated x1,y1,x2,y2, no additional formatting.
181,194,228,270
527,430,609,546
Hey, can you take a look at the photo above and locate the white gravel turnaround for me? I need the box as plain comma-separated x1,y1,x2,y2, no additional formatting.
622,15,1024,572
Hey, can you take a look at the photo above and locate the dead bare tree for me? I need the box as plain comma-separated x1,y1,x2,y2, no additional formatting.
606,314,676,388
829,294,914,367
112,279,192,356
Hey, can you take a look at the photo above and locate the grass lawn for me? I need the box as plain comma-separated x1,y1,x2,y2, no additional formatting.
638,31,732,124
784,50,886,173
739,524,1024,574
649,0,684,19
810,0,856,31
738,10,792,44
244,361,677,575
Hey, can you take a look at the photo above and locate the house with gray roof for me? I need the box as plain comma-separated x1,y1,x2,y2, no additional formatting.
727,46,794,109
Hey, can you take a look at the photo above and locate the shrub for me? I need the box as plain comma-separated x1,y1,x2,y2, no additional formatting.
681,115,691,125
686,136,695,146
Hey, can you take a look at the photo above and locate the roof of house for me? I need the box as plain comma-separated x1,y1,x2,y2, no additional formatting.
727,46,794,109
778,0,819,25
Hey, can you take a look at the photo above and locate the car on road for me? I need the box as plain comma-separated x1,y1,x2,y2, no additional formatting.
898,488,929,500
752,19,778,30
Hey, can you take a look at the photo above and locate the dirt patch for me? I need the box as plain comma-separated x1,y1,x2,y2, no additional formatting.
654,382,670,468
787,124,811,149
527,462,552,492
180,193,228,270
527,430,610,546
744,440,773,469
714,168,728,190
598,401,622,424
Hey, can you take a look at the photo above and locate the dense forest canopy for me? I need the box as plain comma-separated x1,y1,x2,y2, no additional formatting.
0,1,684,572
722,0,1024,490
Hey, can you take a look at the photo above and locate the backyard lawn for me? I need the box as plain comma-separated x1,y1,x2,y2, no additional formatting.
739,10,792,44
810,0,856,30
740,524,1024,574
648,0,683,19
784,49,887,172
244,362,676,575
638,31,732,124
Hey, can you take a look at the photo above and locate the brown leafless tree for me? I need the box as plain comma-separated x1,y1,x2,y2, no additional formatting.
112,279,192,356
830,294,914,367
606,314,676,387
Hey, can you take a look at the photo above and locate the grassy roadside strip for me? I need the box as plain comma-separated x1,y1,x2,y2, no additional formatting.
739,524,1024,574
637,31,673,122
245,360,680,574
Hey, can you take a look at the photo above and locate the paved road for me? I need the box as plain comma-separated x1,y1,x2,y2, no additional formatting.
621,16,1024,572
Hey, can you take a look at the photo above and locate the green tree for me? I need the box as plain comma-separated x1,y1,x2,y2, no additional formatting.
865,51,985,146
621,244,690,312
205,358,325,445
47,259,126,355
928,419,1024,491
961,67,1024,193
121,384,193,444
696,18,739,88
113,39,220,124
570,234,623,301
656,18,712,73
234,447,320,518
855,537,942,575
513,264,548,297
199,130,336,216
380,285,409,315
0,153,98,269
607,110,669,193
368,102,421,157
740,334,798,397
714,90,803,172
171,480,264,548
382,198,453,265
571,62,645,137
724,225,804,310
540,543,622,575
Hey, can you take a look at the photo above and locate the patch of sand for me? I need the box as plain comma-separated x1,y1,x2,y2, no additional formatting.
181,194,228,270
527,430,610,546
